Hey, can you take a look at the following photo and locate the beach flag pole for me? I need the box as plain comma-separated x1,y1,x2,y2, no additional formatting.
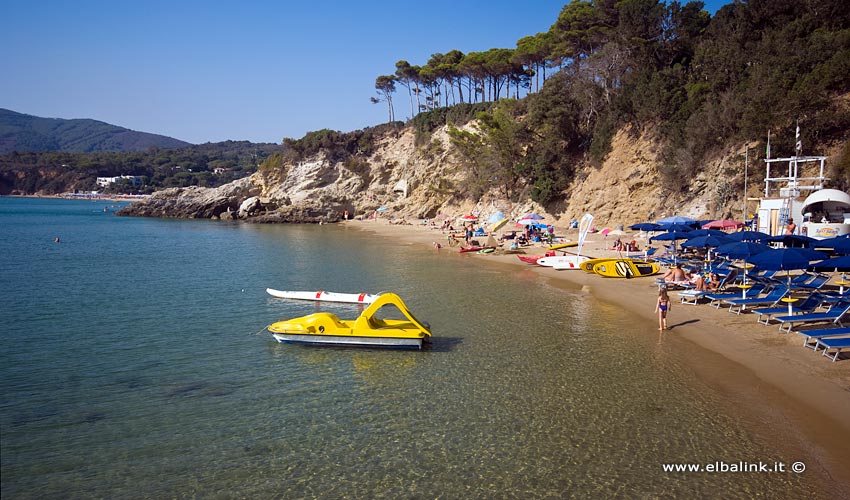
576,213,593,257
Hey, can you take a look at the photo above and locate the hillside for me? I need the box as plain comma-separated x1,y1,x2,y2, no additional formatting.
0,108,191,154
115,119,848,228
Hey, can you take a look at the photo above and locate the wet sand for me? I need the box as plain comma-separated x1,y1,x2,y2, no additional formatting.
345,219,850,493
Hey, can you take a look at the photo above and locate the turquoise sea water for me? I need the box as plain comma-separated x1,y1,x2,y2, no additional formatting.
0,197,834,499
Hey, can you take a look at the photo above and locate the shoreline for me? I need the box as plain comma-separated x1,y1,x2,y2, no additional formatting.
344,218,850,492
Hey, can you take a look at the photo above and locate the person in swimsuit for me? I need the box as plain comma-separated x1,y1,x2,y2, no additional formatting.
655,287,671,331
785,218,796,235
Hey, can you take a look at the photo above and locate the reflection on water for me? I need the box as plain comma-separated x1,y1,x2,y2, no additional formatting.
0,198,832,499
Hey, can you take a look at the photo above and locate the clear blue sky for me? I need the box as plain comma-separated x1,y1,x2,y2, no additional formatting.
1,0,729,145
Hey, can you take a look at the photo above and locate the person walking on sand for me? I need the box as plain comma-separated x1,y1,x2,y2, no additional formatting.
655,288,671,331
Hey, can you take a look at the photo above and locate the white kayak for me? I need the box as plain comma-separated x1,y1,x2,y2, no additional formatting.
535,255,590,270
266,288,380,304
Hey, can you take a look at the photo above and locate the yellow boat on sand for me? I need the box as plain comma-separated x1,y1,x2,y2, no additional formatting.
547,242,578,250
580,257,619,273
592,259,660,278
268,293,432,349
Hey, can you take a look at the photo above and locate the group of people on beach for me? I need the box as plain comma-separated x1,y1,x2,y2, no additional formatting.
660,264,721,292
656,264,723,331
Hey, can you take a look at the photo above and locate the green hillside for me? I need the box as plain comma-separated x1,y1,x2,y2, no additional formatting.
0,108,191,154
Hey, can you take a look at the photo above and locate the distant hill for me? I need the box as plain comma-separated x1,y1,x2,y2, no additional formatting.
0,108,192,154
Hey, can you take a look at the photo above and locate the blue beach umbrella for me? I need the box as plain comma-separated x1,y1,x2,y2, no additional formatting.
659,223,695,232
813,235,850,255
715,241,772,283
809,255,850,273
487,211,505,223
657,215,696,225
766,234,818,248
630,222,661,231
714,241,771,260
687,229,729,238
748,247,829,272
726,231,770,243
650,231,692,258
750,248,830,299
681,234,734,249
650,231,691,242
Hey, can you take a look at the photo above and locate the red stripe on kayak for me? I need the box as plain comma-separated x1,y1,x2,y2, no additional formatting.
358,293,366,302
316,291,323,299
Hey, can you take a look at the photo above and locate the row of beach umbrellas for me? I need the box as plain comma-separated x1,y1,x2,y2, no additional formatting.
453,211,545,232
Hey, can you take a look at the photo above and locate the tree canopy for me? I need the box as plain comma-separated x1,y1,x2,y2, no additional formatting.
376,0,850,204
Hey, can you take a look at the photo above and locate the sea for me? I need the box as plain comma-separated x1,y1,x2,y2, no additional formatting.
0,197,837,499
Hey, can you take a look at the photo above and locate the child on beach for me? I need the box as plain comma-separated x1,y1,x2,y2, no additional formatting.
655,287,671,331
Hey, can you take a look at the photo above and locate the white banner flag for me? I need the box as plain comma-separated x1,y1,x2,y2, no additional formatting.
577,213,593,256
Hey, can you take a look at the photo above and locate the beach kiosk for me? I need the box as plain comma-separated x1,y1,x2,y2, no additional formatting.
800,189,850,238
756,154,850,238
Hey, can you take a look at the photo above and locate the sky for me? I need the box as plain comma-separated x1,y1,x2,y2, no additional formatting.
2,0,730,145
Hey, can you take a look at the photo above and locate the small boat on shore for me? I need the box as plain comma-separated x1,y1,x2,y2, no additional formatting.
580,258,619,273
268,292,432,349
536,254,591,270
592,259,660,278
547,242,578,250
459,245,496,253
517,250,556,264
266,288,379,304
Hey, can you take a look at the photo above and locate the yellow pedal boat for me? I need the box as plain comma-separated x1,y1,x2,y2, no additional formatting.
268,292,432,349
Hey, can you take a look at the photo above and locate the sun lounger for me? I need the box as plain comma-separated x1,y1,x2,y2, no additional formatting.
795,327,850,350
720,286,787,314
679,289,707,305
706,283,766,309
752,293,824,325
790,274,831,291
658,279,694,290
817,336,850,362
774,302,850,333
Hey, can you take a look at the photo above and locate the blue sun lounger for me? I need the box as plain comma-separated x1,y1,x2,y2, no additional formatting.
774,302,850,333
790,273,831,291
706,283,766,309
817,336,850,362
679,289,707,305
722,286,788,315
752,293,824,325
796,327,850,350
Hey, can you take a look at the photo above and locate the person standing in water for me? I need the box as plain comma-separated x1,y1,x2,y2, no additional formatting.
654,287,671,331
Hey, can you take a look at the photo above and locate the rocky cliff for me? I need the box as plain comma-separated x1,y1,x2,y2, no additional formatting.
116,123,831,228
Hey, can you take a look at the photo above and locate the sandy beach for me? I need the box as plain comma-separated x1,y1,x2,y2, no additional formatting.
345,218,850,491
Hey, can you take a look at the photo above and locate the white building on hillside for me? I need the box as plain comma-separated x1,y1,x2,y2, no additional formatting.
96,175,142,188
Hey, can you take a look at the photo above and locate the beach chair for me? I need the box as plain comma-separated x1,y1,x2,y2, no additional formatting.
817,336,850,362
823,290,850,303
625,247,657,259
752,292,825,325
722,286,789,315
795,327,850,350
774,301,850,333
714,268,739,290
679,289,707,305
706,283,766,309
790,273,830,291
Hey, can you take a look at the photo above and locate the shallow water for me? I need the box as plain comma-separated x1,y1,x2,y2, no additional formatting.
0,197,829,498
